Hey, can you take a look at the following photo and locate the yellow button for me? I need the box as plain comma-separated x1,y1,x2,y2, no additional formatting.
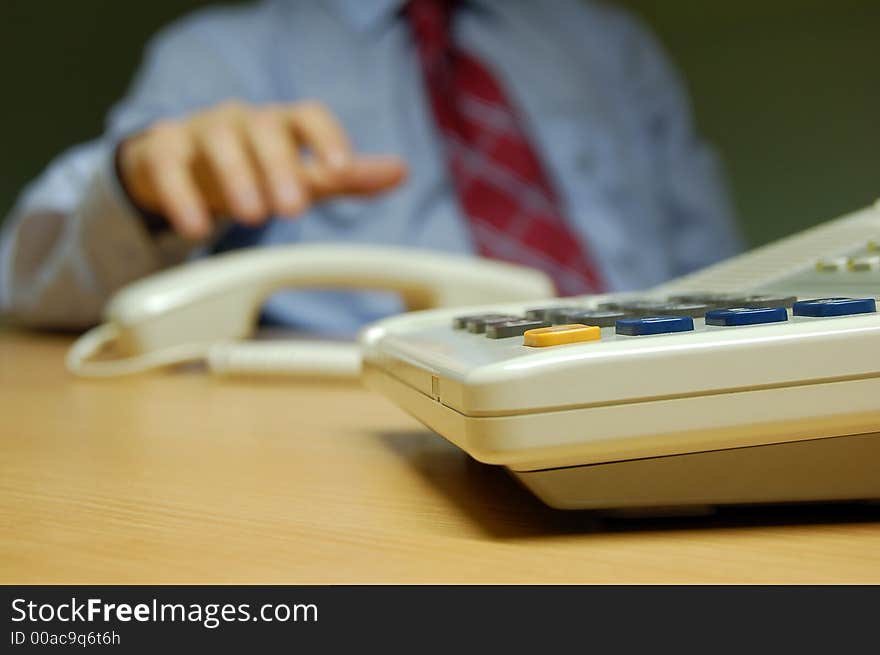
523,323,601,347
869,239,878,252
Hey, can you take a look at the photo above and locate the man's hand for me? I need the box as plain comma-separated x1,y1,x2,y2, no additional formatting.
117,100,408,238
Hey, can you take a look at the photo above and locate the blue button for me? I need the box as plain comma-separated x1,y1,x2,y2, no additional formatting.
615,315,694,336
792,297,877,317
705,307,789,326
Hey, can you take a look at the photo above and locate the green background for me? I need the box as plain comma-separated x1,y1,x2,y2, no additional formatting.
2,0,877,246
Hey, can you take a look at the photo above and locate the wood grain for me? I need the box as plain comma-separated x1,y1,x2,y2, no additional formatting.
1,330,879,583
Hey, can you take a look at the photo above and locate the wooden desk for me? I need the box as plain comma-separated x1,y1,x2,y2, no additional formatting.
2,330,879,584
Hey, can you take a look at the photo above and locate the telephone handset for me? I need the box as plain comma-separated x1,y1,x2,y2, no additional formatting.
66,244,555,378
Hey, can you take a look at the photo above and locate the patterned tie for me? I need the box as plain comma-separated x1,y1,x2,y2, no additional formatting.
405,0,604,295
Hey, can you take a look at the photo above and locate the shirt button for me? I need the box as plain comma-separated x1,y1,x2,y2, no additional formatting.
574,150,597,173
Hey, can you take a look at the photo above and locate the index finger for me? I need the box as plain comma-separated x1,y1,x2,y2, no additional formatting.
285,101,353,171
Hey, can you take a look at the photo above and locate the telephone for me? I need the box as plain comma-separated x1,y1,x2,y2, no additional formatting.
66,244,555,378
361,203,880,510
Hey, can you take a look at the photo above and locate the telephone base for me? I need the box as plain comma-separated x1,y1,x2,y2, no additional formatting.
511,432,880,510
362,204,880,511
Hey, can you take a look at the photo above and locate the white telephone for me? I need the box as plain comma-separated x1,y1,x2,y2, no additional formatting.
66,244,555,378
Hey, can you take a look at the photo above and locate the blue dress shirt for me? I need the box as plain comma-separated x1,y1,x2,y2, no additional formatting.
0,0,742,335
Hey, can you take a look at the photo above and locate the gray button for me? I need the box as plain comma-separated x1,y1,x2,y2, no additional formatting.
526,305,583,323
667,293,797,310
597,298,653,311
561,310,627,327
726,294,798,309
453,314,490,329
667,292,731,306
633,303,711,318
466,314,520,333
453,313,512,330
664,294,733,308
549,309,578,324
486,319,550,339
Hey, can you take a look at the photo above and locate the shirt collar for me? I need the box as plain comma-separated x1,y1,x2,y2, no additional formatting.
330,0,409,33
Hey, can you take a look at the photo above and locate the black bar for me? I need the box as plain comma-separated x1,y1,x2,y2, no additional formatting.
2,586,878,651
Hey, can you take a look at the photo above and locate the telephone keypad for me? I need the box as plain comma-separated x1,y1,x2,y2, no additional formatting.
451,295,877,345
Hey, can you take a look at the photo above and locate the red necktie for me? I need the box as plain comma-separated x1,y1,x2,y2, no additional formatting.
405,0,604,295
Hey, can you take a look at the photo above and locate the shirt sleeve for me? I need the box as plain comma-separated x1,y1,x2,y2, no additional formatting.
618,13,745,277
0,11,250,329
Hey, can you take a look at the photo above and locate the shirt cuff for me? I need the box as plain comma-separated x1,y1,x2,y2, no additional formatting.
78,148,195,290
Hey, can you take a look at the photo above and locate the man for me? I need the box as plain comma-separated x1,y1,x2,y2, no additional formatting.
0,0,741,336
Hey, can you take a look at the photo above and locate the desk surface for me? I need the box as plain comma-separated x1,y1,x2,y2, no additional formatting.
2,330,880,584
